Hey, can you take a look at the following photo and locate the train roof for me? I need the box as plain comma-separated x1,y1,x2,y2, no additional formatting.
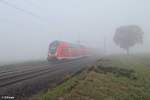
50,40,85,48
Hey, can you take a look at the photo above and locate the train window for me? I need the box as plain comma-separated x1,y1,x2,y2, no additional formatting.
62,48,68,52
49,41,59,54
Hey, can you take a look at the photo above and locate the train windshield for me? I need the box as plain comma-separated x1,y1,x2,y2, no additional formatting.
49,41,59,55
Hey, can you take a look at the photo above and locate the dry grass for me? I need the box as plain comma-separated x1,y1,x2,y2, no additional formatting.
37,54,150,100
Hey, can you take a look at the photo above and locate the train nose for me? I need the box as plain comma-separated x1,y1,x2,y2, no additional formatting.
47,52,58,61
47,56,57,61
48,53,51,56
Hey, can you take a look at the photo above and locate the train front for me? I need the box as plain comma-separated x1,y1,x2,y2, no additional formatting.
47,41,59,61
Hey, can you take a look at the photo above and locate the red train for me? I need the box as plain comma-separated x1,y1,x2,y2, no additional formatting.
47,40,89,61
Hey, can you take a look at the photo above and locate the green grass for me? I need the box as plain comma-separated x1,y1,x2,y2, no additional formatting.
37,54,150,100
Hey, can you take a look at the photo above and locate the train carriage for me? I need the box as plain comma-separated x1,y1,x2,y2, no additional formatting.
47,40,88,61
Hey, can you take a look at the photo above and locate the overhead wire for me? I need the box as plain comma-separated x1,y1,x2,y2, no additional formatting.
0,0,47,22
22,0,42,9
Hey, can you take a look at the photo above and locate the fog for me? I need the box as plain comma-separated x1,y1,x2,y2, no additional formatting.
0,0,150,64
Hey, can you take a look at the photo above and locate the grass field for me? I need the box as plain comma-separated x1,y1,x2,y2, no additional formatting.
37,54,150,100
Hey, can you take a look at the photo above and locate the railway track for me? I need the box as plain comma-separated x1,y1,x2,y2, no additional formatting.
0,59,84,88
0,59,79,76
0,56,98,99
0,58,84,88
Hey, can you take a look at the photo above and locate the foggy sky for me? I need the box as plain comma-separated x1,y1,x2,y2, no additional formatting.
0,0,150,64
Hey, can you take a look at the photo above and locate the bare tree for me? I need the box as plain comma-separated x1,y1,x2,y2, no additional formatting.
113,25,144,55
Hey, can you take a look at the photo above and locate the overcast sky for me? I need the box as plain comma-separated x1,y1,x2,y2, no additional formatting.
0,0,150,64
